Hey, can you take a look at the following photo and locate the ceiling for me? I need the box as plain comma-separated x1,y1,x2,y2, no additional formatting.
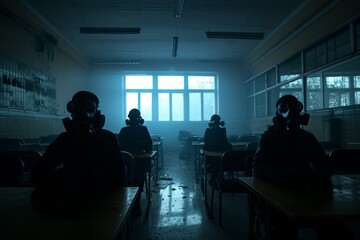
22,0,307,64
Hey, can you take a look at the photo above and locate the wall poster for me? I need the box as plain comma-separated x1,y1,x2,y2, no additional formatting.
0,55,57,115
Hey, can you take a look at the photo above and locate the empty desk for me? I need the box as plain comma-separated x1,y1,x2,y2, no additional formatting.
0,187,139,240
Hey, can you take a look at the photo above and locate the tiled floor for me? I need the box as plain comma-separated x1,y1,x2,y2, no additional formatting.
132,151,249,240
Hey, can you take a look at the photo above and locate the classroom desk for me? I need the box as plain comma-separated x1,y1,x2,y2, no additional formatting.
152,141,163,169
185,136,202,161
0,187,139,240
192,141,204,182
192,142,248,182
200,149,226,215
132,150,157,209
239,176,360,240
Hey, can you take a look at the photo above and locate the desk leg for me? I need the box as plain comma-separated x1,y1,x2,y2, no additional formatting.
155,153,159,181
194,146,198,182
247,192,255,240
202,156,209,215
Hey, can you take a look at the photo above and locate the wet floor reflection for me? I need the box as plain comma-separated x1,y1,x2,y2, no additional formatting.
157,183,202,227
132,151,249,240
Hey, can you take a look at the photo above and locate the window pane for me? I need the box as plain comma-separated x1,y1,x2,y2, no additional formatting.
172,93,184,121
306,76,323,110
158,76,184,89
158,93,169,121
189,93,201,121
203,92,215,120
188,76,215,90
326,76,349,88
279,54,301,82
329,92,350,107
255,93,266,117
126,92,138,115
140,93,152,121
125,76,153,89
354,76,360,88
280,79,303,103
355,91,360,104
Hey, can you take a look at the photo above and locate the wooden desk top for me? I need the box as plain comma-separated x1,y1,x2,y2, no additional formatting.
239,176,360,223
200,149,225,157
0,187,139,239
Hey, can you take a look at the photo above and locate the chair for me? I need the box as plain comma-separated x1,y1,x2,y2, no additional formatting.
329,148,360,174
1,150,42,186
0,150,42,172
122,151,135,187
210,149,256,226
246,142,259,151
0,153,24,186
245,154,255,177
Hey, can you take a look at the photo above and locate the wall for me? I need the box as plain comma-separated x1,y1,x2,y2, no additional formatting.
0,0,89,139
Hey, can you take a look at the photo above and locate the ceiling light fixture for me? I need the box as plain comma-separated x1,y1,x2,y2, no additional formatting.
174,0,184,18
92,60,141,65
172,37,178,58
80,27,141,34
205,31,264,40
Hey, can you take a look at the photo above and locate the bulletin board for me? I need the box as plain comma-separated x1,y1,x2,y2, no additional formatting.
0,55,57,115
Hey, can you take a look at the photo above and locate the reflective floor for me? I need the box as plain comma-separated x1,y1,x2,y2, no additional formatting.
132,151,360,240
132,151,249,240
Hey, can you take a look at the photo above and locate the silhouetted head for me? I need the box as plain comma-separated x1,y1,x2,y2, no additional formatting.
209,114,225,128
63,91,105,131
276,95,302,120
126,108,144,126
274,95,309,129
67,91,99,121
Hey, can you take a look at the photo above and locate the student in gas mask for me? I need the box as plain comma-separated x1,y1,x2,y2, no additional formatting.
32,91,126,191
252,95,355,240
253,94,331,183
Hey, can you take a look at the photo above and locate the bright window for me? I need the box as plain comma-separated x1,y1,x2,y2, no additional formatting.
124,74,217,121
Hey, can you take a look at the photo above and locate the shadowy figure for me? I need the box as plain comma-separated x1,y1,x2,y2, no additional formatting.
203,114,232,152
117,108,152,216
31,91,126,192
203,114,232,185
118,108,152,154
253,94,354,240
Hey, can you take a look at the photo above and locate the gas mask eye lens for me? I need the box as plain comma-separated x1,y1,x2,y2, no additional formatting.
278,102,289,113
278,102,289,118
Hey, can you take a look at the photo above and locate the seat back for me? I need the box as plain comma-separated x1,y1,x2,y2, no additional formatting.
245,154,255,176
220,150,256,175
0,150,42,172
329,148,360,173
0,153,24,186
246,142,259,151
122,151,134,186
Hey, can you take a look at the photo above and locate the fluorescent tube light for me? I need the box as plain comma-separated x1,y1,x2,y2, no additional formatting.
92,60,141,65
205,31,264,40
172,37,178,58
80,27,141,34
174,0,184,18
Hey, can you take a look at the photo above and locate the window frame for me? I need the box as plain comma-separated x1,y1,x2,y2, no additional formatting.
123,73,218,122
